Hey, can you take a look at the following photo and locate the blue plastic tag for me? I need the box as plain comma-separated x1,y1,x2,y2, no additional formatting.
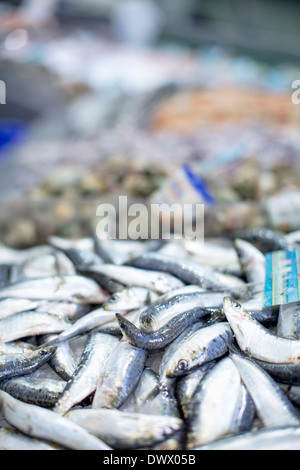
264,249,300,307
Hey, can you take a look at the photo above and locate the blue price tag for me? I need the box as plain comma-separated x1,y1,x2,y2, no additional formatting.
264,249,300,307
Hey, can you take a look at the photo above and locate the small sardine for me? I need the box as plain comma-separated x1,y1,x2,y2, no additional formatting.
187,357,245,448
0,428,59,450
79,264,184,295
0,376,66,407
66,408,183,449
138,290,225,332
0,275,108,304
224,297,300,364
230,350,300,428
54,332,119,415
103,287,158,312
38,334,78,381
92,339,147,410
195,427,300,450
0,391,112,450
176,362,216,420
129,252,246,296
164,322,234,378
0,311,71,343
116,308,221,351
277,302,300,340
0,346,57,381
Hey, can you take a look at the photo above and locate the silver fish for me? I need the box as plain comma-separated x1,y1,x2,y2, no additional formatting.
277,302,300,340
230,350,300,428
66,408,183,449
195,427,300,450
80,264,185,295
234,238,266,287
0,311,71,343
134,367,179,418
0,376,66,407
164,322,234,378
44,307,123,346
129,252,246,295
0,346,57,381
187,356,245,448
0,275,108,304
176,362,216,420
0,298,41,320
0,390,112,450
38,334,78,381
103,287,158,312
224,297,300,364
54,332,119,415
138,290,225,332
0,428,60,450
92,339,148,410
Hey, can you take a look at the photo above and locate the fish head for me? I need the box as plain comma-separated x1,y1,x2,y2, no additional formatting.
223,297,253,322
167,358,190,378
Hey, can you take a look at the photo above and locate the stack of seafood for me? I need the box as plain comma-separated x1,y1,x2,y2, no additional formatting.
0,228,300,450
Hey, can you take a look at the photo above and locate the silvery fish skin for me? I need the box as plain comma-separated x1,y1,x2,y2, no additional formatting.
234,384,256,433
224,297,300,364
116,308,220,351
54,332,119,416
0,376,66,408
134,367,180,418
38,334,78,381
0,428,59,450
59,247,105,268
159,322,210,388
0,346,57,381
195,427,300,450
33,301,90,320
79,264,185,295
49,236,94,253
0,298,42,320
280,384,300,407
21,252,76,279
176,362,216,420
44,307,123,346
0,391,112,450
65,408,183,449
77,268,124,294
103,287,158,312
187,357,244,448
183,239,242,276
138,290,226,333
234,239,266,287
231,228,291,253
128,252,246,295
0,311,71,343
230,351,300,428
0,341,35,355
277,302,300,339
164,322,234,378
0,245,55,265
0,275,108,304
92,339,148,410
252,358,300,385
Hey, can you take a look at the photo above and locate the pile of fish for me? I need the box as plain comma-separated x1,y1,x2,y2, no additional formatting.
1,228,300,450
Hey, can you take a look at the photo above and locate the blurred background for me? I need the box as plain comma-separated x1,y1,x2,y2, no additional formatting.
0,0,300,247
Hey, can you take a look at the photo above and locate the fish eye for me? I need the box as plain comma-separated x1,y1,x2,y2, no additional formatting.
177,359,189,371
110,294,119,302
234,302,242,310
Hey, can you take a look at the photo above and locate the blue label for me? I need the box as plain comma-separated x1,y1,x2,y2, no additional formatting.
264,249,300,306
